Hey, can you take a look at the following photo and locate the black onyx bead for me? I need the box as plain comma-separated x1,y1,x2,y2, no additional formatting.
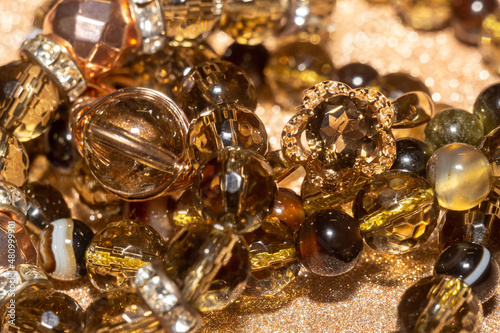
223,43,269,87
390,138,432,177
473,83,500,134
368,72,430,100
334,62,379,88
434,242,500,302
47,116,77,169
297,209,363,276
452,0,498,45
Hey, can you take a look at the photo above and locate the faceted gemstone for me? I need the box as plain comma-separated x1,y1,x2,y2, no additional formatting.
129,0,166,54
0,181,29,221
424,108,484,152
172,188,203,227
0,127,29,187
85,220,167,292
334,62,379,89
392,91,434,128
368,72,430,100
0,59,62,142
176,60,257,121
480,11,500,76
264,41,335,108
297,209,363,276
452,0,498,45
219,0,290,45
84,288,162,332
164,223,250,311
0,264,53,307
193,147,278,233
398,275,483,332
353,170,439,254
394,0,453,31
47,116,77,170
427,143,493,211
243,216,298,296
0,213,37,267
38,218,94,281
188,103,268,170
223,43,269,87
390,138,432,177
1,290,84,332
270,188,305,230
434,242,499,302
473,82,500,134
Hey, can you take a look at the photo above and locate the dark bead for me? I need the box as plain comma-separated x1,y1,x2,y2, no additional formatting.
270,188,305,230
391,138,432,177
223,43,269,87
47,116,77,170
368,72,430,100
434,242,499,302
473,82,500,133
334,62,379,88
297,209,363,276
452,0,498,45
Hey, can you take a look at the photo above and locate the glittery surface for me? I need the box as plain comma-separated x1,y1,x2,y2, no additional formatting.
2,0,500,332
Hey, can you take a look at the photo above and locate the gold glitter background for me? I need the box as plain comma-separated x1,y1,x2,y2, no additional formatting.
2,0,500,332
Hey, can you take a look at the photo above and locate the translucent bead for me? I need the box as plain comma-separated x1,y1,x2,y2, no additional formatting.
353,170,439,254
0,264,53,307
223,43,269,87
392,91,435,128
334,62,379,89
473,82,500,134
243,216,298,296
85,220,167,292
0,59,62,142
188,103,268,169
368,72,430,100
164,223,250,311
176,60,257,121
394,0,453,31
452,0,498,45
73,88,190,200
270,188,305,230
427,143,493,211
84,288,162,333
0,214,37,267
38,218,94,281
161,0,223,46
0,128,29,187
479,125,500,179
297,209,363,276
435,242,499,303
398,275,483,332
390,138,432,177
219,0,290,45
193,147,278,233
480,11,500,76
172,188,203,227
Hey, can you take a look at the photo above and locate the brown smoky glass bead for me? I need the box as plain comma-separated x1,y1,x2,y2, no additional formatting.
270,188,305,230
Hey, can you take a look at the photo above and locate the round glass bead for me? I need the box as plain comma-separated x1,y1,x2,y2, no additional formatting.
473,82,500,134
176,60,257,121
0,127,29,187
0,213,37,267
84,288,162,332
0,264,53,307
424,108,484,152
270,188,305,230
193,147,278,233
452,0,498,45
394,0,452,31
47,116,77,170
219,0,290,45
222,43,269,87
398,275,483,332
243,216,298,297
334,62,379,89
38,218,94,281
353,170,439,254
164,223,250,311
297,209,363,276
434,242,499,302
85,220,167,292
390,138,432,177
368,72,430,100
0,59,62,142
427,143,493,211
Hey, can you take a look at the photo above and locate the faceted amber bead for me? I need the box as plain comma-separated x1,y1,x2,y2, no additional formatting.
243,216,298,296
220,0,290,45
85,220,167,292
0,128,29,187
0,213,37,267
84,288,162,333
0,264,53,306
176,60,257,121
452,0,498,45
394,0,453,31
0,59,63,142
368,72,430,100
193,147,278,233
172,188,203,227
353,170,439,254
270,188,305,230
398,275,483,332
427,143,493,211
164,223,250,311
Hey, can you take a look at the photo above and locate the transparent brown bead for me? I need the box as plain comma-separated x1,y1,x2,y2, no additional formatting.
394,0,453,31
85,220,167,292
0,213,37,267
84,288,163,333
1,290,84,332
44,0,140,78
0,264,53,307
0,127,29,187
392,91,435,128
161,0,223,46
398,275,483,332
353,170,439,254
73,88,191,201
243,216,298,297
270,188,305,230
193,147,278,233
172,188,203,227
220,0,290,45
188,103,268,169
164,223,250,311
0,59,63,142
176,60,257,121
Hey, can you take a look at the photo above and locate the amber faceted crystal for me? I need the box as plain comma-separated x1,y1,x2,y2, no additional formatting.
0,127,29,187
0,264,53,307
270,188,305,230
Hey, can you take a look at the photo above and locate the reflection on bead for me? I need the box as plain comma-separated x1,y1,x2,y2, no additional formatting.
392,91,434,128
0,127,29,187
0,264,53,307
391,138,432,177
394,0,452,31
427,143,493,211
297,209,363,276
353,170,439,254
398,275,483,332
334,62,379,89
368,72,430,100
452,0,498,45
172,188,203,227
271,188,305,230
